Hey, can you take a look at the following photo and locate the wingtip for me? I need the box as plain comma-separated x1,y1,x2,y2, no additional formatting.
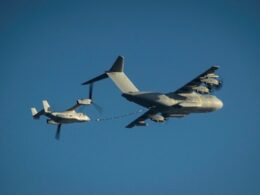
125,124,133,128
82,81,88,85
212,65,220,69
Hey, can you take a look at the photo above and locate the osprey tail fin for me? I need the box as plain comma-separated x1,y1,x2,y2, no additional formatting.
31,107,45,119
42,100,51,113
31,107,38,116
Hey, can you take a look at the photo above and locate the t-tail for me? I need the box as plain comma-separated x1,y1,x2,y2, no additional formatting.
82,56,139,93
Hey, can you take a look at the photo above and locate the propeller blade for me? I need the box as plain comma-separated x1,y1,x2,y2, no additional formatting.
89,83,93,99
93,102,103,114
78,106,85,113
55,124,61,140
88,82,103,114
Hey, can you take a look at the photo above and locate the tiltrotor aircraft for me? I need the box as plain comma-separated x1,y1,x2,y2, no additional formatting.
31,98,91,139
82,56,223,128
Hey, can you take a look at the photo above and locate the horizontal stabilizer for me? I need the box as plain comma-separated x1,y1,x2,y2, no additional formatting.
82,56,124,85
82,73,108,85
82,56,139,93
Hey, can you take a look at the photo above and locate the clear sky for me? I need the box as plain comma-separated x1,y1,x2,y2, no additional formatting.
1,0,259,194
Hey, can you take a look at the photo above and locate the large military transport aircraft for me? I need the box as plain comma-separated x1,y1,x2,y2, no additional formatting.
82,56,223,128
31,99,91,139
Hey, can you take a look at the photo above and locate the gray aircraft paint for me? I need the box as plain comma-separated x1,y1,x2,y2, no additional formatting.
31,99,91,139
107,72,139,93
83,56,223,128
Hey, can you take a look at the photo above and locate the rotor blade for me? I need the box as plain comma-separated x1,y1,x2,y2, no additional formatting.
78,106,85,113
88,82,103,113
89,83,93,100
92,102,103,114
55,124,61,140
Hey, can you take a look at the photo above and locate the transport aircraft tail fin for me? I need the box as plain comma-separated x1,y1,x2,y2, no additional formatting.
82,56,139,93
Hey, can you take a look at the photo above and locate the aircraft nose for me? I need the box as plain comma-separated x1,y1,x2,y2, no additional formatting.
83,115,90,121
215,98,223,110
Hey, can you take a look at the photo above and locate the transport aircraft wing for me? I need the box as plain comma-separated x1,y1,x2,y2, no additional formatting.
126,109,158,128
167,66,221,96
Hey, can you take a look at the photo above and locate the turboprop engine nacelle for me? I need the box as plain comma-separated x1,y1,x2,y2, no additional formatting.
201,78,220,86
150,114,165,123
201,73,219,78
192,86,210,94
168,114,186,118
136,121,147,126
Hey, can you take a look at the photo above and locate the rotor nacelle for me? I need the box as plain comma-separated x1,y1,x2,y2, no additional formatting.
77,98,92,105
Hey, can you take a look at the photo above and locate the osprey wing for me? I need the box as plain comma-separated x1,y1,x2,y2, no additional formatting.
66,99,92,111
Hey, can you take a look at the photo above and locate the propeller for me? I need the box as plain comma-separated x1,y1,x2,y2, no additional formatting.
89,82,93,99
89,83,103,113
55,124,61,140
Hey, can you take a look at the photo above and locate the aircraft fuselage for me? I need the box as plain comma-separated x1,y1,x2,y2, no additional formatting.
122,91,223,116
45,111,90,124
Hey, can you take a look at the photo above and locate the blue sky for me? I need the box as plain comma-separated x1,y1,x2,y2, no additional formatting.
1,0,259,194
